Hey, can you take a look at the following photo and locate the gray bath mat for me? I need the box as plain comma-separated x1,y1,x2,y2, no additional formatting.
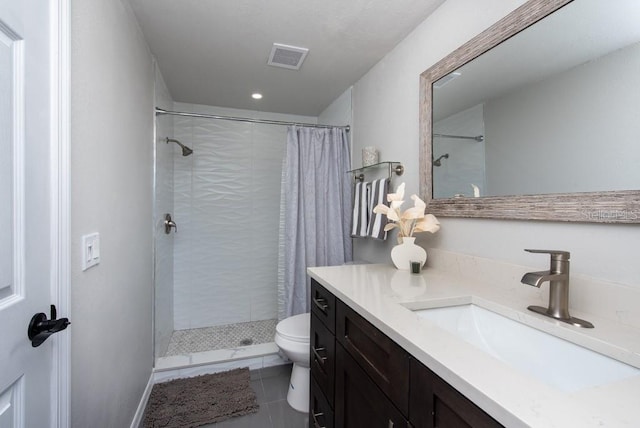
143,367,259,427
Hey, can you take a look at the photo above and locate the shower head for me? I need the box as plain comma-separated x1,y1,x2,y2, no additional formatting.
181,145,193,157
166,138,193,156
433,153,449,167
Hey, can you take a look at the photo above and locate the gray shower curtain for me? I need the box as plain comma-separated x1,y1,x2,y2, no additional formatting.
277,126,352,319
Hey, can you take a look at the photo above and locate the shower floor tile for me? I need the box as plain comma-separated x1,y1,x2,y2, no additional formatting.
165,319,278,356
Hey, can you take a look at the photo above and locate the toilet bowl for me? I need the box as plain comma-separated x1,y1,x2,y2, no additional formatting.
275,312,310,413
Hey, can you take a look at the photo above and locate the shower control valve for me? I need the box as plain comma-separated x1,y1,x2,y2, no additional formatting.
164,213,177,234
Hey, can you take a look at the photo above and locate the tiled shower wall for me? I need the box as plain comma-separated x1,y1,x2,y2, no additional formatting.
433,104,486,198
172,103,317,330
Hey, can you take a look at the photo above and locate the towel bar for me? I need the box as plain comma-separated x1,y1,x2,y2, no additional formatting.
347,161,404,182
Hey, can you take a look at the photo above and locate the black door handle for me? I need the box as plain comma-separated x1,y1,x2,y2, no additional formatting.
28,305,70,347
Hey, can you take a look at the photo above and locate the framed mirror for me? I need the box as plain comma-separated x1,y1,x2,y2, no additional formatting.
419,0,640,223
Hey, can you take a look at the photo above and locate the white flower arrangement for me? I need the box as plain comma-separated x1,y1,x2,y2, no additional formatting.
373,182,440,243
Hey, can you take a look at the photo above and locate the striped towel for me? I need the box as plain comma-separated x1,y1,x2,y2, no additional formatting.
351,181,370,238
367,178,389,240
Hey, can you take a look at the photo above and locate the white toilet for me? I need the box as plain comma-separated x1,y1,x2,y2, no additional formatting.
275,312,310,413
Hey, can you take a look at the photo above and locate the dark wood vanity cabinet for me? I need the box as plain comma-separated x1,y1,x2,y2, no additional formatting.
311,309,335,405
309,278,502,428
310,280,337,428
311,278,336,333
409,359,503,428
310,279,409,427
310,376,334,428
336,300,410,415
335,343,409,427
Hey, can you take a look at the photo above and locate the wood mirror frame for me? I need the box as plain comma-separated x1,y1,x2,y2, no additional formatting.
419,0,640,224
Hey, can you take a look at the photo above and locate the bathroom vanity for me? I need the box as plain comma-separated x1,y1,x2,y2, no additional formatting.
309,278,500,427
307,261,640,427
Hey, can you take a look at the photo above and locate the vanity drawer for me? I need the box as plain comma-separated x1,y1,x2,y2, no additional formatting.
310,376,334,428
310,312,335,406
311,279,336,334
336,300,410,415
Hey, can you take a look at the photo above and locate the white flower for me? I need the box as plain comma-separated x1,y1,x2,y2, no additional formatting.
373,182,440,243
387,182,405,201
413,214,440,234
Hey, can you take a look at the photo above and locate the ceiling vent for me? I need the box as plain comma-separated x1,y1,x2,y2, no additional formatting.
268,43,309,70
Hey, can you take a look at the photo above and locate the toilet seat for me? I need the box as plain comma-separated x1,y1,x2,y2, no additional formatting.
276,313,310,343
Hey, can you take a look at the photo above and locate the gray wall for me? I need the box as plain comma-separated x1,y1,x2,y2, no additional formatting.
71,0,154,426
484,41,640,196
351,0,640,287
319,87,353,129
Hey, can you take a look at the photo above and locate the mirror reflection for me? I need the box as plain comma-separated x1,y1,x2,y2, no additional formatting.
432,0,640,199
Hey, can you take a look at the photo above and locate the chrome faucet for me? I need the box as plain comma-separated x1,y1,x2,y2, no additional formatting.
521,249,593,328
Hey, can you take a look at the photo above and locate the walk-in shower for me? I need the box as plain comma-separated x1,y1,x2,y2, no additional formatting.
153,103,337,371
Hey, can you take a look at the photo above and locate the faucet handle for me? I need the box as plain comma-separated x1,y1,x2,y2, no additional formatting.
524,249,570,261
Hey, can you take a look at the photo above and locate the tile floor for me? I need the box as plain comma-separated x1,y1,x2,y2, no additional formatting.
202,364,309,428
166,319,278,356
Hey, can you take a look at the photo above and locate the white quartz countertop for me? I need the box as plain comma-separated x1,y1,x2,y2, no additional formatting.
307,263,640,428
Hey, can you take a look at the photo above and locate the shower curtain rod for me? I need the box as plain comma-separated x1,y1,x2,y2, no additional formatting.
155,108,350,131
434,133,484,142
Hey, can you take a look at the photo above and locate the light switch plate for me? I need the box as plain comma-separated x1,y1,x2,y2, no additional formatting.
82,232,100,271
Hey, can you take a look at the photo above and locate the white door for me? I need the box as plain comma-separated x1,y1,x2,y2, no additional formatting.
0,1,66,427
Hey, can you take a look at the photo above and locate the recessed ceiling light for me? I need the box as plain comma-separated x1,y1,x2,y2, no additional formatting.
251,93,263,100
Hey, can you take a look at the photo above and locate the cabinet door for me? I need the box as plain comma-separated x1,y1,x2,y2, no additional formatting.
310,375,334,428
311,279,336,333
409,359,503,428
335,343,409,428
311,313,335,406
336,301,410,415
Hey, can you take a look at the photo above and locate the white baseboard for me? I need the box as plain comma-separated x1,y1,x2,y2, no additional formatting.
130,373,154,428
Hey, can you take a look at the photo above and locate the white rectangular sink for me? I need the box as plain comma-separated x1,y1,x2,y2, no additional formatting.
415,304,640,392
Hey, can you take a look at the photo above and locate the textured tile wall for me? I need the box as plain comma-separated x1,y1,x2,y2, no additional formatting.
154,75,175,358
172,112,287,330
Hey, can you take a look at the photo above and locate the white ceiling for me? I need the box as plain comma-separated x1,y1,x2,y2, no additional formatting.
433,0,640,121
129,0,445,116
